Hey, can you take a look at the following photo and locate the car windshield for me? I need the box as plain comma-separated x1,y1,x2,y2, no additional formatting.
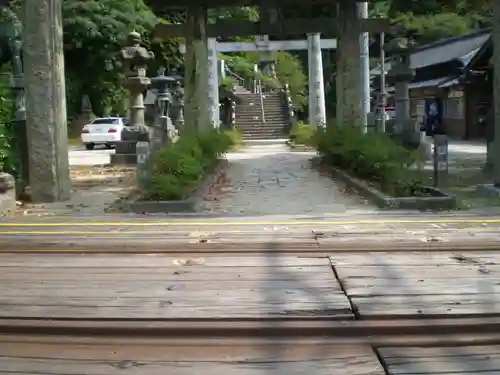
91,118,120,125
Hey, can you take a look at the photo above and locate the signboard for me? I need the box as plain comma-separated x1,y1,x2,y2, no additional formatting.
433,134,448,187
254,35,270,49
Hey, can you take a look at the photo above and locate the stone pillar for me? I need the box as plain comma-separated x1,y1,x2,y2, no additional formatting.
207,37,220,128
23,0,70,202
358,2,370,132
307,33,326,127
184,5,209,133
336,0,361,127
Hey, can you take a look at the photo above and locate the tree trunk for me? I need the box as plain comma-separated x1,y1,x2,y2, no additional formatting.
184,5,209,133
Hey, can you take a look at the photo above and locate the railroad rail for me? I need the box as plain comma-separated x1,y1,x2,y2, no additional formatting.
0,214,500,252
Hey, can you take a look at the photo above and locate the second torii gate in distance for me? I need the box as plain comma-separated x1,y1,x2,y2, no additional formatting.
180,34,337,126
155,1,390,132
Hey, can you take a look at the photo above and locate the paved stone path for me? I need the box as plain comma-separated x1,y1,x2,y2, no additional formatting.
201,142,376,215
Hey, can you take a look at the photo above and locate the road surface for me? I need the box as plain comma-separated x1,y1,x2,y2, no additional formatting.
68,141,488,167
69,145,113,166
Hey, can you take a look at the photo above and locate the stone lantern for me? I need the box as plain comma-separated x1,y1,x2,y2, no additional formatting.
385,37,421,148
149,67,178,150
111,31,154,165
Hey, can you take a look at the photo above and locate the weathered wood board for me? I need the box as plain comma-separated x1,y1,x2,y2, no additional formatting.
0,341,386,375
379,346,500,375
331,252,500,318
0,254,351,319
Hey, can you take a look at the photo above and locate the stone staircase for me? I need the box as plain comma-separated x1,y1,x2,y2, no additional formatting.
234,87,289,140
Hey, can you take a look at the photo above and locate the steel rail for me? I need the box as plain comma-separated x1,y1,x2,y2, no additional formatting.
1,317,500,338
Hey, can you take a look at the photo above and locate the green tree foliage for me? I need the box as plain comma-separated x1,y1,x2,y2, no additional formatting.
0,73,14,174
62,0,157,118
394,12,473,43
221,51,307,109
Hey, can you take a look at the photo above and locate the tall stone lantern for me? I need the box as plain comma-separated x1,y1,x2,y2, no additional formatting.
386,37,420,148
111,31,154,165
149,67,177,150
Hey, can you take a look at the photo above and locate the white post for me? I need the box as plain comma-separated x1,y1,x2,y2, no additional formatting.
379,31,386,133
358,2,370,133
219,59,226,79
307,33,326,126
207,37,219,127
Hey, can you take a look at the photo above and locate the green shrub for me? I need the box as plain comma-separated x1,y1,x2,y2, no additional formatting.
314,126,422,196
290,122,316,146
146,129,232,200
223,128,243,150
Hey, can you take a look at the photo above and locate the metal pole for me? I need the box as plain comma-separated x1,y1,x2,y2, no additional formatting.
380,31,386,133
258,80,265,123
358,1,370,133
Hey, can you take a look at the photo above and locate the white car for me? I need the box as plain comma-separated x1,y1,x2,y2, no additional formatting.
80,117,129,150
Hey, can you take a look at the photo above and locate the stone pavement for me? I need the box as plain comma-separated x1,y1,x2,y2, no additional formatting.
201,142,376,215
15,165,136,217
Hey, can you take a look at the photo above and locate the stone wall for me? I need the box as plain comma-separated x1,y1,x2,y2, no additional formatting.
0,173,16,217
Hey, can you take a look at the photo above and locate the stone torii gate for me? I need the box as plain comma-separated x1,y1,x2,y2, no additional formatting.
154,1,390,132
179,34,337,126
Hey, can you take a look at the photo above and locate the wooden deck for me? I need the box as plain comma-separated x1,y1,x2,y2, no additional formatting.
379,346,500,374
0,254,352,319
0,340,386,375
1,251,500,320
331,252,500,319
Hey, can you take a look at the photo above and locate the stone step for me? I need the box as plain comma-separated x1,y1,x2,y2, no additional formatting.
236,111,285,115
237,106,284,110
236,115,286,119
238,97,282,101
237,117,285,121
236,110,284,114
241,134,287,140
239,100,283,104
236,122,286,126
236,110,285,115
237,124,285,129
237,128,286,133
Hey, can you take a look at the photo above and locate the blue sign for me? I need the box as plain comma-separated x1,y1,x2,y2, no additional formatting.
424,99,443,136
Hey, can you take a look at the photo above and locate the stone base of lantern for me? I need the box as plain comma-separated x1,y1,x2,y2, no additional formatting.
110,141,138,165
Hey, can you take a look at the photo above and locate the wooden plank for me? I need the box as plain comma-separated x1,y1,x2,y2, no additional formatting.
0,266,336,282
344,278,500,290
0,255,350,319
0,343,384,375
0,303,352,319
379,346,500,375
335,264,500,279
0,255,329,267
344,283,500,297
0,293,349,307
330,252,500,266
352,294,500,318
155,18,390,38
0,283,344,297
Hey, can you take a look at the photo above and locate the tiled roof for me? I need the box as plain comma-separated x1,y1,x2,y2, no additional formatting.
370,29,490,76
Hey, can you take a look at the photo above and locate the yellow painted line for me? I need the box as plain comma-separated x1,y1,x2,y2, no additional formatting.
0,218,500,227
4,244,500,253
0,227,498,236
